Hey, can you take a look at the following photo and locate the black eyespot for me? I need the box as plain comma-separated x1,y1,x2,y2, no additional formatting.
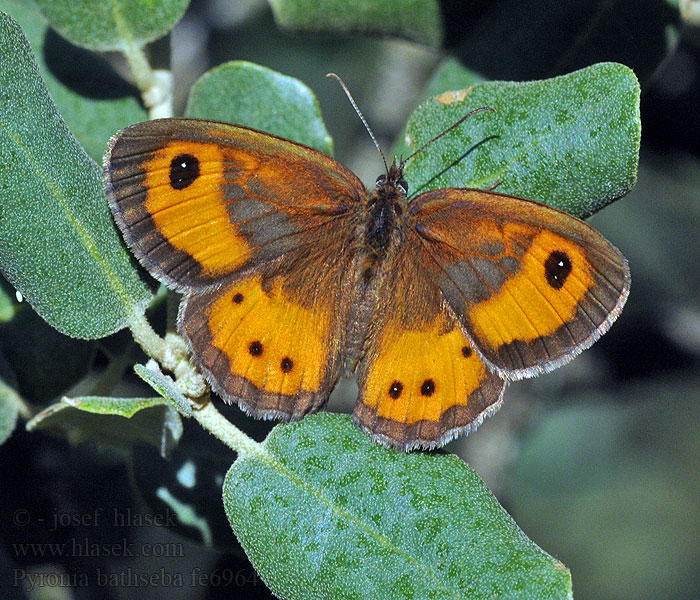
388,380,403,399
544,250,572,289
397,178,408,194
420,379,435,396
248,341,263,357
169,153,199,190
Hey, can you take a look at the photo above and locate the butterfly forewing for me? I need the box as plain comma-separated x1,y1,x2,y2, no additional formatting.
104,118,364,292
409,188,631,379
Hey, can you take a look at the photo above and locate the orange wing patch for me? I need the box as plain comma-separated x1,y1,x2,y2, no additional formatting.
355,312,505,451
180,274,341,419
411,188,630,378
142,141,250,277
207,277,329,395
470,229,594,347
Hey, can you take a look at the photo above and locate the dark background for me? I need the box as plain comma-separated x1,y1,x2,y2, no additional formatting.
1,1,699,599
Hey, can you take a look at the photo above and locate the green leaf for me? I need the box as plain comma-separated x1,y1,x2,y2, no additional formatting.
27,396,182,454
33,0,190,52
0,12,152,338
224,413,572,600
0,0,147,162
64,395,170,418
0,377,20,445
186,61,333,156
392,58,485,161
267,0,442,48
404,62,641,218
134,362,193,417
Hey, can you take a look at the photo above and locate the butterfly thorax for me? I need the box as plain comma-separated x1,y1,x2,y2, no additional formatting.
364,159,409,255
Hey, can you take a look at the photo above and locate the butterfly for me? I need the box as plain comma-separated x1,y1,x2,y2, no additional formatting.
104,95,630,451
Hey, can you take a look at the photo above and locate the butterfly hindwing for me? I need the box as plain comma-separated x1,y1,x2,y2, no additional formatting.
409,188,631,379
180,229,361,418
105,118,364,292
354,240,505,450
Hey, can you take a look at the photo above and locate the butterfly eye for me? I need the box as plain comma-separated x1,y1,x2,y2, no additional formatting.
376,174,387,185
397,178,409,194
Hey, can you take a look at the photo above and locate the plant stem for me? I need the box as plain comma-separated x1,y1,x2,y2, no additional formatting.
112,3,172,118
191,399,262,458
127,310,171,366
121,39,153,94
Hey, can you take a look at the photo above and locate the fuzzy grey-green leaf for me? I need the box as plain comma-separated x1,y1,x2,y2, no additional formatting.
392,58,484,161
267,0,442,48
134,363,192,416
33,0,190,51
26,395,167,429
0,12,152,338
405,62,640,218
224,413,572,600
27,396,182,452
186,61,333,156
0,0,147,162
0,378,20,445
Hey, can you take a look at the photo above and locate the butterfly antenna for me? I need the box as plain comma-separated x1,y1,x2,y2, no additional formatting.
404,106,496,164
326,73,389,175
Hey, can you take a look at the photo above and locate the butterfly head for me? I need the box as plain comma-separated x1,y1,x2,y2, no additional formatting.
374,157,408,198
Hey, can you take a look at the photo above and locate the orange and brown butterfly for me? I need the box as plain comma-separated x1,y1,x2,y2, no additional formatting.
104,77,630,451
